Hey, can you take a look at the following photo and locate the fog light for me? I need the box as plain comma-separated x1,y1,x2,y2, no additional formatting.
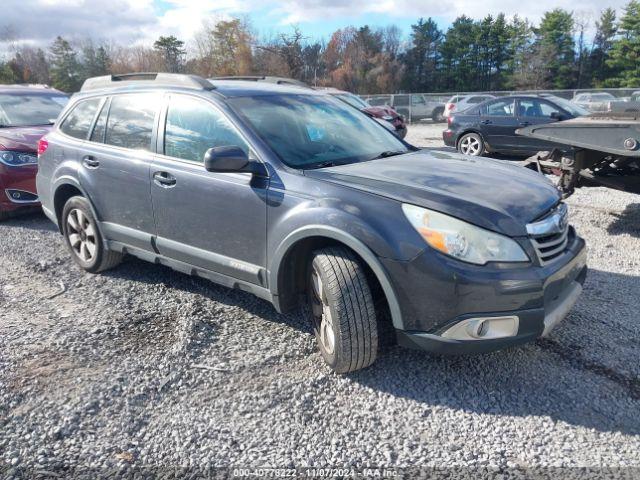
441,316,519,341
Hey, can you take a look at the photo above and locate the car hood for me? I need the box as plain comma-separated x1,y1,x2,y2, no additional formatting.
305,150,561,237
0,125,52,152
364,106,399,118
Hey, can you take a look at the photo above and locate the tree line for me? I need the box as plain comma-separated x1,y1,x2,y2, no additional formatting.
1,1,639,94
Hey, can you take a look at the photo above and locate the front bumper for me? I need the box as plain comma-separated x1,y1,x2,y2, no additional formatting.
0,164,40,214
386,234,587,355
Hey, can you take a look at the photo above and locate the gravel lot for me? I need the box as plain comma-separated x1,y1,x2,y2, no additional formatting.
1,126,639,476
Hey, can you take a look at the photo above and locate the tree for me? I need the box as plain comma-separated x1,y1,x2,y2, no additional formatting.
532,9,576,89
153,35,186,73
49,36,81,92
590,8,617,86
194,18,253,77
402,18,443,91
81,42,111,79
605,0,640,87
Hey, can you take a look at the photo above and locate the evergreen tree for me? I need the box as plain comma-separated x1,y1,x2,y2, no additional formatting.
49,36,81,92
402,18,443,91
153,35,186,73
605,0,640,87
533,9,576,89
590,8,617,86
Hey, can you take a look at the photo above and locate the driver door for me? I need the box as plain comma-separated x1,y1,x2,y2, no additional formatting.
150,94,268,285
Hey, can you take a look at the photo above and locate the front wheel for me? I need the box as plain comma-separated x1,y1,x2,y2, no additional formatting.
61,196,122,273
307,246,378,373
457,132,485,156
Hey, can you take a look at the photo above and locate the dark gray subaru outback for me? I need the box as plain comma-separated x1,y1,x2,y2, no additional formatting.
36,73,587,373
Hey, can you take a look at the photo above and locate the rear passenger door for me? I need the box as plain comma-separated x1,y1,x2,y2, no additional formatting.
149,94,268,285
78,93,160,251
478,98,519,151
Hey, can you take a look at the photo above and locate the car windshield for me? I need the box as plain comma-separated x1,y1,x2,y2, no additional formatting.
229,94,409,169
0,92,68,127
548,96,589,117
336,93,370,109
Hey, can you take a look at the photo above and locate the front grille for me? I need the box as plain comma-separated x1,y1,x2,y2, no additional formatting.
527,203,570,266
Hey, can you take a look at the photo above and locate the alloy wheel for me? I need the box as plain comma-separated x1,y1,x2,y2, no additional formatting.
460,135,482,155
310,268,336,355
66,208,97,262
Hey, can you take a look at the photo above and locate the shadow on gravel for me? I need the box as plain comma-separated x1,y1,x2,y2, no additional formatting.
607,202,640,238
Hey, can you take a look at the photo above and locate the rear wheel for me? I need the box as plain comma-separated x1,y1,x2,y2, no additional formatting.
432,107,445,123
458,132,485,156
307,246,378,373
62,196,122,273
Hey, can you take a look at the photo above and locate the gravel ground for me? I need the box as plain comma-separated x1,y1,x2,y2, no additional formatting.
1,135,639,476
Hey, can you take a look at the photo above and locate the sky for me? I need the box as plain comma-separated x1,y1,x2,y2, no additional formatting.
0,0,632,49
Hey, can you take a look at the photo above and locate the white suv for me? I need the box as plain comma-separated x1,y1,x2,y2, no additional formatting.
443,94,496,118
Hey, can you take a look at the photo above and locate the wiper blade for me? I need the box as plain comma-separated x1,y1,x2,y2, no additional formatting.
305,161,338,169
371,150,406,160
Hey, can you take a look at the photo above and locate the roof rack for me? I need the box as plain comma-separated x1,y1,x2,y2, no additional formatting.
210,76,311,88
80,73,215,92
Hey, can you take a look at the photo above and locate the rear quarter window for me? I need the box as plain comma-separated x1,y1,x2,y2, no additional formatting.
59,98,102,140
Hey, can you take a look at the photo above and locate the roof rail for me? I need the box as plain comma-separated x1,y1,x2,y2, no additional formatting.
210,76,311,88
80,73,215,92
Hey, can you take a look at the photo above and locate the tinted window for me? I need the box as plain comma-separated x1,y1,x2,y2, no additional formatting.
484,99,515,116
105,94,158,151
90,98,109,143
0,92,68,128
230,94,408,169
411,95,426,105
164,95,248,163
394,95,409,107
468,96,486,104
60,98,101,140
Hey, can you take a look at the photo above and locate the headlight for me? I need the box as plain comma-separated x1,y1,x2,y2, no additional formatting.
0,151,38,167
402,204,529,265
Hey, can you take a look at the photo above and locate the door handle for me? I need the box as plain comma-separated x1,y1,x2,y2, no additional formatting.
480,120,492,125
82,155,100,169
153,171,177,188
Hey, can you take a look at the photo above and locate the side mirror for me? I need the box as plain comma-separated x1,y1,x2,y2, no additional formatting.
204,146,249,172
550,111,563,121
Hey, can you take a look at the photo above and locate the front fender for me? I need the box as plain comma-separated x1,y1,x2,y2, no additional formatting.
269,221,406,330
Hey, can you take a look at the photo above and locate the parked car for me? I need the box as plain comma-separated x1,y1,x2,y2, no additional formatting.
321,88,407,139
443,94,496,119
0,85,68,220
572,91,640,114
37,73,587,373
367,94,447,122
443,95,589,156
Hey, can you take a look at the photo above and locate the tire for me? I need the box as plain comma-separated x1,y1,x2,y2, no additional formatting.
307,246,378,373
432,107,445,123
457,132,485,156
61,196,122,273
395,127,407,139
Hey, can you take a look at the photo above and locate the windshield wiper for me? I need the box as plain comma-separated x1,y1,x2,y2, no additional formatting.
304,161,340,169
370,150,407,160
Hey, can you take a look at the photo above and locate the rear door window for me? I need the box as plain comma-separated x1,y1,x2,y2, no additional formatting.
483,99,515,117
105,94,159,151
60,98,102,140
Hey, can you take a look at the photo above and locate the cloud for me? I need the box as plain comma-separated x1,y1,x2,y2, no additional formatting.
0,0,631,51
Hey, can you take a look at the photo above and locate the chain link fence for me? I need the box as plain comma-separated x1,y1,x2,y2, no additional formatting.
362,88,640,123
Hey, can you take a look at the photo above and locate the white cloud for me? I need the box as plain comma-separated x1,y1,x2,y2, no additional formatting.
0,0,632,50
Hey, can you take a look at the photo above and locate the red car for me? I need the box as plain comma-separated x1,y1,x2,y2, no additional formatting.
0,86,68,220
323,88,408,139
